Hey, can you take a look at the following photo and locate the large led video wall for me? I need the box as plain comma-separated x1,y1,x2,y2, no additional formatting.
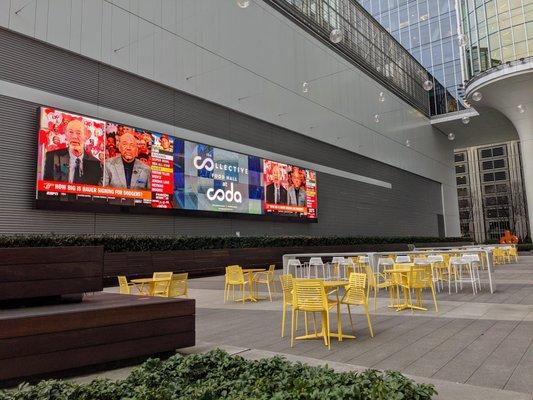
36,107,317,220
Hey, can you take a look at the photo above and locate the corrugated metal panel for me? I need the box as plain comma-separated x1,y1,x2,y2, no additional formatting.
0,27,99,104
0,28,443,237
98,65,175,125
174,91,231,139
95,213,174,236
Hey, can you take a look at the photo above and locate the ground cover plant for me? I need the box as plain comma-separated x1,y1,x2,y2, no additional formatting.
0,350,436,400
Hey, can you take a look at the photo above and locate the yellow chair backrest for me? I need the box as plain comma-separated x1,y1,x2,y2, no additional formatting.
168,273,188,297
280,274,293,303
293,279,327,312
343,273,367,305
152,272,173,295
363,264,376,287
411,267,431,287
509,247,517,256
117,275,131,294
226,265,245,284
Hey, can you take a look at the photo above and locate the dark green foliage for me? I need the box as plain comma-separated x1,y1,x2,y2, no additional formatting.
0,234,466,253
0,350,437,400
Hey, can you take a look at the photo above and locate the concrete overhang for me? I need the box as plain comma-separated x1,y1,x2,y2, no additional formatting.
430,106,518,148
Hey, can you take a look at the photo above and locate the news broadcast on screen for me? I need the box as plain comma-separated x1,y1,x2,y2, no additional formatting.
36,106,318,220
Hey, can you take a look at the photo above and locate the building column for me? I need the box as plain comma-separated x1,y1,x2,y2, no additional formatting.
514,119,533,239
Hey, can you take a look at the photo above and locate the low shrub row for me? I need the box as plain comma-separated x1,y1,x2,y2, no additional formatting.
518,243,533,252
0,234,466,253
0,350,437,400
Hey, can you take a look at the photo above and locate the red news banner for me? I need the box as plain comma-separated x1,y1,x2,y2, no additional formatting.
37,181,151,199
150,148,174,209
265,203,306,213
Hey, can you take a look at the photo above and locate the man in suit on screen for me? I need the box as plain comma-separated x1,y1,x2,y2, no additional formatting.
287,167,307,206
104,129,151,190
43,119,102,185
265,163,287,204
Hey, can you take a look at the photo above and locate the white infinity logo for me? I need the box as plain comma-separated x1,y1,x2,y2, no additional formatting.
206,182,243,203
193,156,214,171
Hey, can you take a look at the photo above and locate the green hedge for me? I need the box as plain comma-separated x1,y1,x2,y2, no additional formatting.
518,244,533,252
0,350,437,400
0,234,467,253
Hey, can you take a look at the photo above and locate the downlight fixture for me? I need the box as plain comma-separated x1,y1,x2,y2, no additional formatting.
329,29,343,43
423,80,433,91
236,0,250,8
472,91,482,102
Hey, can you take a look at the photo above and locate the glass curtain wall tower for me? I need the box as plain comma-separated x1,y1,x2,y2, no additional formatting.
358,0,464,113
460,0,533,77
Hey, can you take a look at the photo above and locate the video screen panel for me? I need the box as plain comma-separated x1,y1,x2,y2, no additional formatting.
263,160,317,219
173,141,263,214
36,107,318,220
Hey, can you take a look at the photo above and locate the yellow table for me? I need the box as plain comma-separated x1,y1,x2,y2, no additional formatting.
383,266,427,311
130,277,170,296
241,268,265,302
294,279,356,343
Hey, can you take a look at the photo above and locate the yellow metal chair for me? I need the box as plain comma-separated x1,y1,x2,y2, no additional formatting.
493,248,505,265
253,264,276,301
280,274,313,338
341,273,374,337
152,272,173,297
168,273,188,297
364,264,395,311
280,274,294,337
224,265,249,303
509,246,518,263
291,279,337,349
117,275,135,295
411,266,439,312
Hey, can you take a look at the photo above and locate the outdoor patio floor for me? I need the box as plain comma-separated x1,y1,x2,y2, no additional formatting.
185,256,533,396
94,255,533,398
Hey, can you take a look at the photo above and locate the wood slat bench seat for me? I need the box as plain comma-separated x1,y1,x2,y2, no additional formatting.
0,292,195,384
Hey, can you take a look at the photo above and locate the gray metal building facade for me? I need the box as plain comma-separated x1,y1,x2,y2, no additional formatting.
0,27,445,237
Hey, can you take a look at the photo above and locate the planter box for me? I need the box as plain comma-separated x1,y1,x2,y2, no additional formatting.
102,243,410,283
0,246,103,301
0,292,195,385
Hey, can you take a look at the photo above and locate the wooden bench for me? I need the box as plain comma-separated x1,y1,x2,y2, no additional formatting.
0,292,195,385
0,246,103,301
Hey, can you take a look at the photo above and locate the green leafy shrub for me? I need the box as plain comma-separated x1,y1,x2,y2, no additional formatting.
0,234,467,253
0,350,437,400
518,243,533,251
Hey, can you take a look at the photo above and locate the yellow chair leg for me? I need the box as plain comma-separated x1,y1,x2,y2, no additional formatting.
242,284,245,303
304,311,309,335
312,312,317,335
431,284,438,312
365,304,374,338
224,283,227,303
290,308,296,348
347,304,354,330
267,281,272,302
281,302,287,337
325,311,331,350
374,286,378,311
